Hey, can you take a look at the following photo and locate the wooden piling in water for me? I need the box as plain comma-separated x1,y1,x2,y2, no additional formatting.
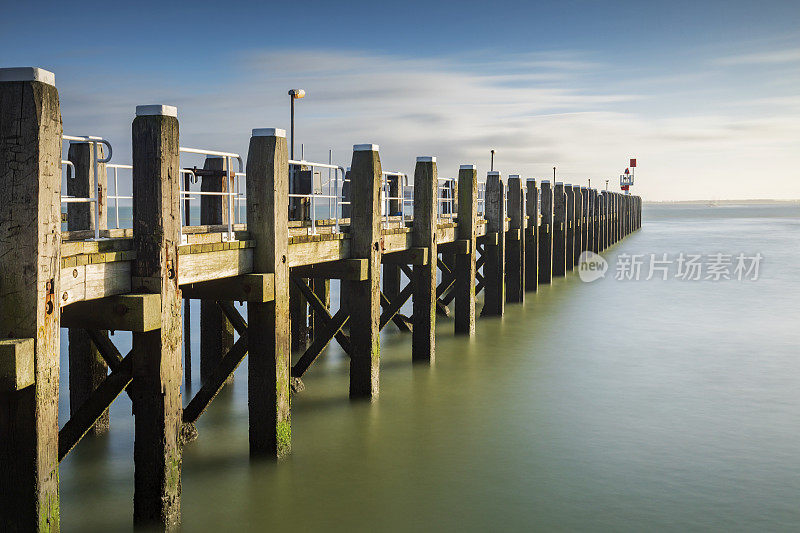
565,184,575,271
246,128,291,457
552,182,566,277
580,187,589,259
130,104,183,529
0,67,62,532
481,171,505,316
505,175,525,303
571,184,582,267
538,180,554,284
200,156,235,386
345,145,382,398
454,165,477,335
67,141,110,435
525,179,539,292
411,157,437,363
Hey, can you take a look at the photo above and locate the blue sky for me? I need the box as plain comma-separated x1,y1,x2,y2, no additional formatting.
3,0,799,199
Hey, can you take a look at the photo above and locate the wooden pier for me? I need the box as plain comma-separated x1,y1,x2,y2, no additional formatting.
0,68,642,531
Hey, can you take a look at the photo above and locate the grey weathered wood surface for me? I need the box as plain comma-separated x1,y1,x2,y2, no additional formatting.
246,131,292,457
454,166,477,335
344,147,382,398
552,183,566,277
505,176,525,303
538,181,553,284
129,110,183,529
481,173,505,316
525,179,539,292
0,77,63,532
411,159,437,363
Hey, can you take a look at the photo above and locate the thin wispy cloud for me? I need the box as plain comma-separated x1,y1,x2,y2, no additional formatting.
716,47,800,66
55,48,800,201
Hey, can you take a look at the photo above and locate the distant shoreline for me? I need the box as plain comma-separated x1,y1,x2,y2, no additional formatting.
644,199,800,205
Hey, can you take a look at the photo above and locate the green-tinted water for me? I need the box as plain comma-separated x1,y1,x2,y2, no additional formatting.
59,204,800,531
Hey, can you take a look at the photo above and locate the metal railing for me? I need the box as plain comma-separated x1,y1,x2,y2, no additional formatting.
288,159,346,234
381,171,412,228
106,163,132,229
477,181,487,218
179,147,244,242
437,177,456,219
61,135,113,240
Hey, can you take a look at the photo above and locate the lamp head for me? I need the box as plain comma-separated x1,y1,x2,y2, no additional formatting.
288,89,306,99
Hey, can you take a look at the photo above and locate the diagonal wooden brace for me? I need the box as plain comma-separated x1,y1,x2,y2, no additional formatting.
59,350,133,462
183,335,249,424
291,309,349,378
292,277,352,355
218,300,248,337
380,282,414,331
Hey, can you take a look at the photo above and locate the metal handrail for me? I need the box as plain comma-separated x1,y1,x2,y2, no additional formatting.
437,177,456,219
288,159,346,234
61,135,113,240
382,171,411,229
106,163,132,229
179,147,245,242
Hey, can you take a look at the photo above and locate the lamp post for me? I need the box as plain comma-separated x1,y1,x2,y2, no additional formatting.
490,149,495,171
288,89,305,161
288,89,305,219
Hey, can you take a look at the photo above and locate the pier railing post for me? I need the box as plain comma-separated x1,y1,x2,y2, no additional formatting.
538,180,553,284
0,66,62,533
346,144,382,398
245,128,291,457
412,156,437,363
481,171,505,316
525,179,539,292
454,164,477,335
67,141,110,435
130,104,183,529
200,156,235,386
505,175,525,303
552,182,566,277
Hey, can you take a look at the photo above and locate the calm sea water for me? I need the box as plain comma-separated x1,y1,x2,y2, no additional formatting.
58,203,800,532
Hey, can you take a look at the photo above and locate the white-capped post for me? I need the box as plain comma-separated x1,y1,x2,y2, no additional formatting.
0,66,62,532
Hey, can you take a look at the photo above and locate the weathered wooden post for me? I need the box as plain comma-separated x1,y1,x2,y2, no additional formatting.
246,128,291,457
571,184,582,267
454,164,477,335
598,192,606,251
383,173,402,327
581,187,589,255
525,179,539,292
481,171,505,316
67,140,110,434
552,182,566,277
592,190,600,252
586,188,594,254
505,175,525,303
564,184,574,271
538,180,553,284
345,144,381,398
411,157,437,363
130,104,183,528
0,66,62,532
200,156,235,385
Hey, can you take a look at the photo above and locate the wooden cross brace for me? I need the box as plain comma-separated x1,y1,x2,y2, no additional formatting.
59,332,131,462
